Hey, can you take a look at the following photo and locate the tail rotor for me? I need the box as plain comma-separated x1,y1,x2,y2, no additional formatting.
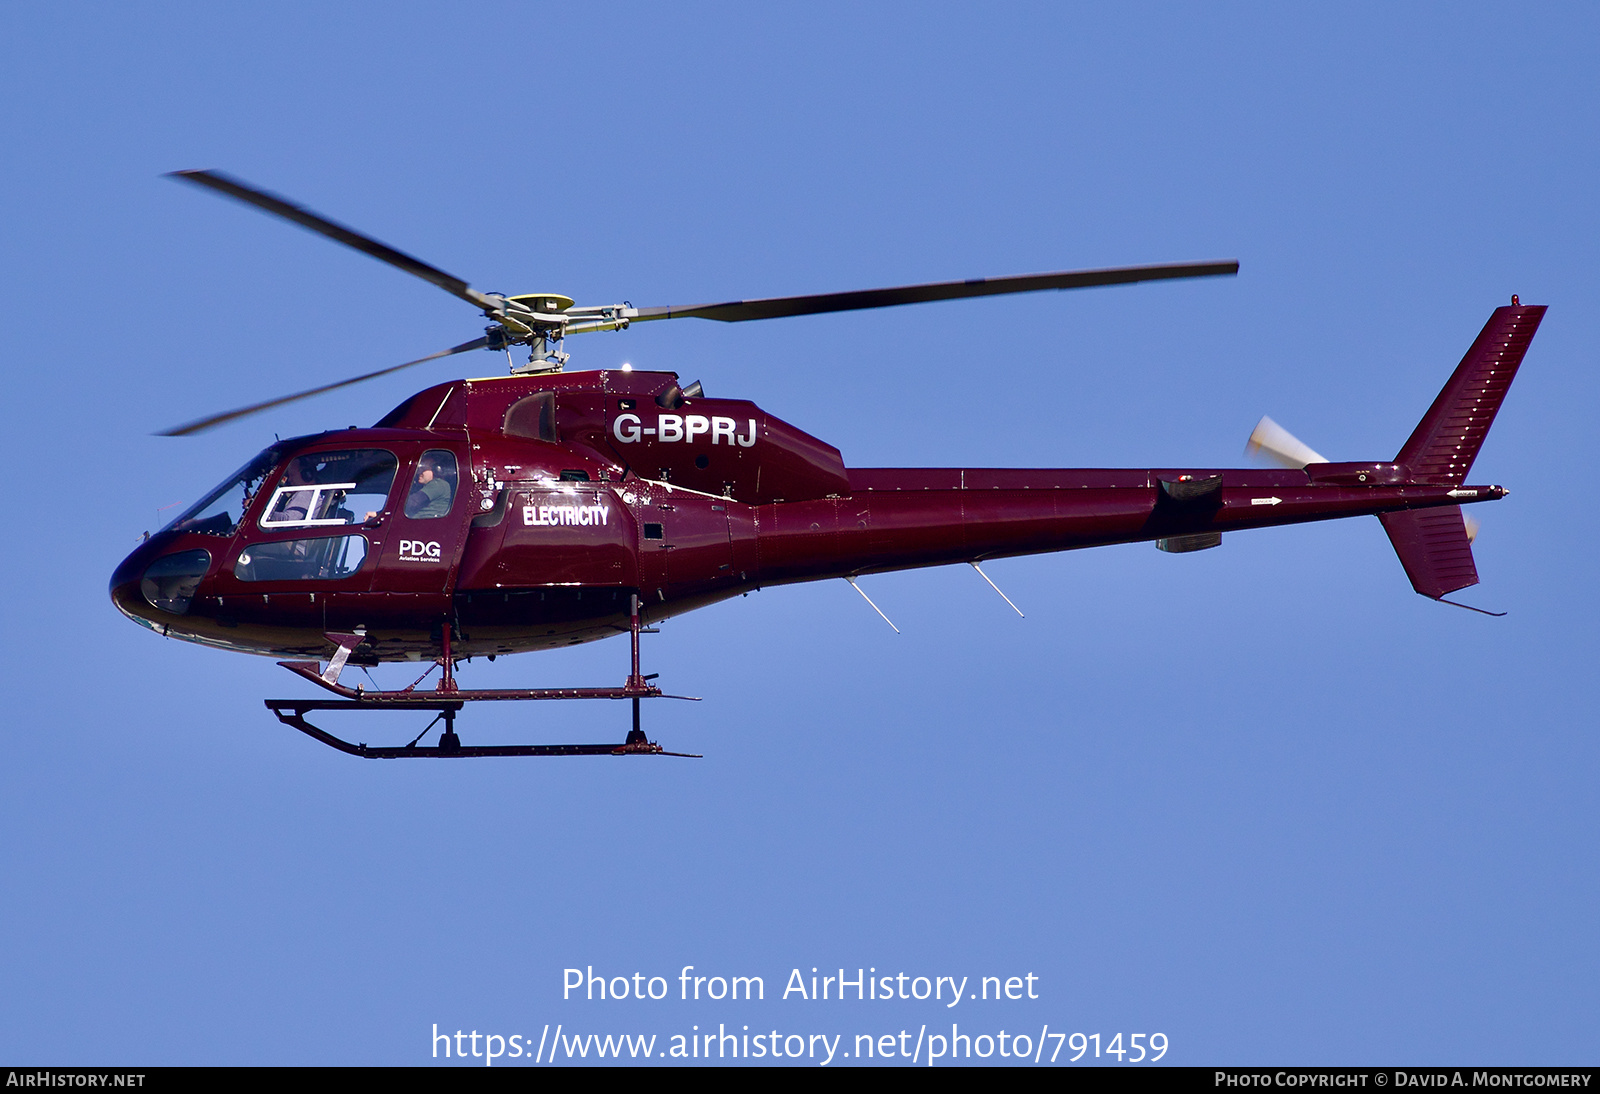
1244,416,1327,469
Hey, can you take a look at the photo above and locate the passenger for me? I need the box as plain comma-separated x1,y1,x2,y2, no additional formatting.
405,456,453,518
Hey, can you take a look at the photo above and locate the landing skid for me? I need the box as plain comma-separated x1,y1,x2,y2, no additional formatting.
265,700,702,759
265,595,701,759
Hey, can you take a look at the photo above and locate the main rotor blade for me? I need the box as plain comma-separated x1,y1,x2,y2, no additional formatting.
167,170,496,311
628,261,1239,324
156,337,489,436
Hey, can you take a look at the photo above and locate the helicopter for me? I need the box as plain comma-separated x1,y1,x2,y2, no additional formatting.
110,170,1544,759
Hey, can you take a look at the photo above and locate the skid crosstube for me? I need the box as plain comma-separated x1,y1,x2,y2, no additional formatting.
274,659,694,702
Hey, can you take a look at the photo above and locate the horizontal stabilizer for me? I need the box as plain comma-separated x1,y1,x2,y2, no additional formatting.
1378,506,1479,599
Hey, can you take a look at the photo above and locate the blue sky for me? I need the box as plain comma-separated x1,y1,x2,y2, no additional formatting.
1,2,1596,1066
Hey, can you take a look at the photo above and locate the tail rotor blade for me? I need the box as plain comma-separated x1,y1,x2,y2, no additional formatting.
156,336,489,437
1245,416,1328,469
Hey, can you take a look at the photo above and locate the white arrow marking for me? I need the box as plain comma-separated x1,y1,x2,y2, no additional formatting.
1250,497,1283,506
1447,489,1478,498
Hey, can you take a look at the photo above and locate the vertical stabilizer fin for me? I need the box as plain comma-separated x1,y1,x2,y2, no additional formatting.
1378,506,1479,599
1397,303,1545,483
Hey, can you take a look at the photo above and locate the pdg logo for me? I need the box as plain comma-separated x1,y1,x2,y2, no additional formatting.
398,539,443,562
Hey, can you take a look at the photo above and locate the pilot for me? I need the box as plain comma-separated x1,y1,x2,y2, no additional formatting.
269,461,316,525
405,456,453,518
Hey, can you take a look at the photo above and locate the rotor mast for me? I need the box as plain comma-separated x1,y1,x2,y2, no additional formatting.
496,295,635,374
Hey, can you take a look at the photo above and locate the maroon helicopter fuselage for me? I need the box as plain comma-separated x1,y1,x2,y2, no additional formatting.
109,358,1507,666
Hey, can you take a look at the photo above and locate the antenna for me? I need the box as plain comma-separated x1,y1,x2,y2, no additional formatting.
845,577,900,634
970,562,1025,617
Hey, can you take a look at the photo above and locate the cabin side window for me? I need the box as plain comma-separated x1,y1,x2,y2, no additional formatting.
404,450,459,519
258,449,397,531
234,536,368,582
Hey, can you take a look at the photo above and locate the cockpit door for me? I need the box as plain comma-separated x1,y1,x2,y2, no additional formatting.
209,446,395,627
369,444,474,598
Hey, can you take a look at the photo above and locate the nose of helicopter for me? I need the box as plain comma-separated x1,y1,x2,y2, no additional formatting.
109,536,164,628
110,535,213,629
